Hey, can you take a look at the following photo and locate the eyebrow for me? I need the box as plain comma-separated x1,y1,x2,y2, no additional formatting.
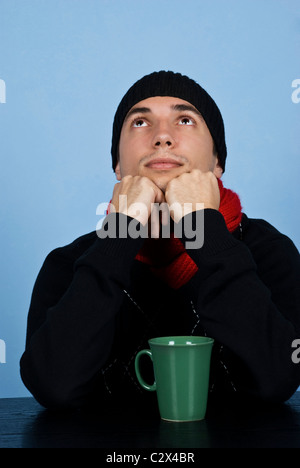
124,107,151,123
172,104,203,120
123,103,203,123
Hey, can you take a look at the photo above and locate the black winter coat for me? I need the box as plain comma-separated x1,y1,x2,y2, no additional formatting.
20,210,300,409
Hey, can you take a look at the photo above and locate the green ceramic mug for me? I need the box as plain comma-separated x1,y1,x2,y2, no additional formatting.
135,336,214,422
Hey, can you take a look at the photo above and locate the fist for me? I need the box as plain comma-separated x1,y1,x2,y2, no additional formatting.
165,169,220,222
111,175,165,226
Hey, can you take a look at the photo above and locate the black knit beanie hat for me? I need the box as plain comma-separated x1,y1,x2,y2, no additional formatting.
111,70,227,172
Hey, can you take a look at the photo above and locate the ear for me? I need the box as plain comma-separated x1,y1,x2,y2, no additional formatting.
213,159,223,179
115,162,122,181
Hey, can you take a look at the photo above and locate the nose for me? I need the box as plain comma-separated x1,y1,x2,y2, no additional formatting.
152,124,175,149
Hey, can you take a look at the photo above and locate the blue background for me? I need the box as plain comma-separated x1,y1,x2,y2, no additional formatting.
0,0,299,398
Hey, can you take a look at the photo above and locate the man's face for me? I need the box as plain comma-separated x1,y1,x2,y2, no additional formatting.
115,96,223,192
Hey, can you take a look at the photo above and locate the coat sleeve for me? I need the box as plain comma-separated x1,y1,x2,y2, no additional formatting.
181,209,300,402
20,214,144,409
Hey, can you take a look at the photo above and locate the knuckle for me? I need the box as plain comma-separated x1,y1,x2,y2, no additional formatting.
121,175,133,186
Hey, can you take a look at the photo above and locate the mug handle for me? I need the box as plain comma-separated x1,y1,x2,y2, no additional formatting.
134,349,156,392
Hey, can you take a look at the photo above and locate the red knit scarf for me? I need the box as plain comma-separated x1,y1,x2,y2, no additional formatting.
135,179,242,289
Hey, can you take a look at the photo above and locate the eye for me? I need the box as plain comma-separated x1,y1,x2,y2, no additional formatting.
179,117,194,126
132,118,148,128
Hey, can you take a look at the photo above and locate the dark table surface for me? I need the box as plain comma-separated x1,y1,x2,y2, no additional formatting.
1,392,300,449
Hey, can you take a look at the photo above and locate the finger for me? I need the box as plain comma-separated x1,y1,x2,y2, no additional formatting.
153,186,165,204
161,202,170,226
150,203,160,239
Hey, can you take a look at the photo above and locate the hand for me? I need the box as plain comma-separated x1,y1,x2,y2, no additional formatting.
165,169,220,223
111,175,165,226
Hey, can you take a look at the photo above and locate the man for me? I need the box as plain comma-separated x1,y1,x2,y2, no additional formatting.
20,71,300,409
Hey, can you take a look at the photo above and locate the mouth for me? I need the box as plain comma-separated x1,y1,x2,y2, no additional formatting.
145,157,184,170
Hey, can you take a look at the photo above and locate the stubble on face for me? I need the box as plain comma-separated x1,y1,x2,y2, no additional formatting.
116,96,222,192
137,152,190,192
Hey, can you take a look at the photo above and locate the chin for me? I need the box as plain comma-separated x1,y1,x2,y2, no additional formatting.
148,174,173,193
147,168,186,193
